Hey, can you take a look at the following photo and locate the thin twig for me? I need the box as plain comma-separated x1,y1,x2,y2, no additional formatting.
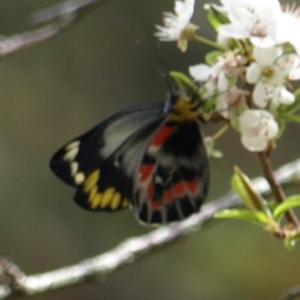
1,158,300,299
29,0,114,25
0,0,114,57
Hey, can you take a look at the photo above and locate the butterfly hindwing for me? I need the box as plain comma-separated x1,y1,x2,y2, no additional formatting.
133,120,209,224
74,166,133,212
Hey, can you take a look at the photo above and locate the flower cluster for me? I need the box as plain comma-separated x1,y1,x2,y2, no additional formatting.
156,0,300,152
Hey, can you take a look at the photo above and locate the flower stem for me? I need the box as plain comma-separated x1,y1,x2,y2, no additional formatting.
257,150,300,228
192,34,225,51
213,125,229,140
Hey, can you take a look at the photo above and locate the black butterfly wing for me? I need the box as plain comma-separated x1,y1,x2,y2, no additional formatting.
133,120,209,224
50,103,165,211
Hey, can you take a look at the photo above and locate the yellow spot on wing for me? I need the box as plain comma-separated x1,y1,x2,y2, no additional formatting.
100,187,115,209
91,193,102,209
110,192,121,210
84,170,100,192
88,186,98,203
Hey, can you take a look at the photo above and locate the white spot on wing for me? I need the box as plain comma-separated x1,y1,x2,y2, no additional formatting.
64,147,79,161
70,162,79,176
154,175,163,184
65,140,80,151
74,172,85,185
114,159,120,168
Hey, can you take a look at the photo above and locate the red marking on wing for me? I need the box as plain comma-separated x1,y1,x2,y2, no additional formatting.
151,199,163,210
139,164,155,182
164,189,173,204
186,178,200,195
147,181,155,199
174,181,185,197
147,181,164,210
151,126,175,147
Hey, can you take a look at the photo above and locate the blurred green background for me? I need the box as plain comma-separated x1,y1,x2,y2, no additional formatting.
1,0,300,299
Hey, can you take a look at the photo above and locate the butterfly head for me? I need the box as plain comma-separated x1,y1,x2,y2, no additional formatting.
164,91,201,122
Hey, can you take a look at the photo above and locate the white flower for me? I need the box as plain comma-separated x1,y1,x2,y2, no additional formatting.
189,52,246,100
216,32,231,48
278,5,300,56
189,59,248,119
216,86,248,119
155,0,196,51
239,109,278,152
189,64,212,82
246,46,300,108
219,0,285,47
189,59,228,96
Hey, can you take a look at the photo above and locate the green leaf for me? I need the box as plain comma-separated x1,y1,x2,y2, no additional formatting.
215,209,270,225
207,12,220,32
231,166,266,211
229,110,240,131
279,113,300,123
284,237,298,250
276,120,286,140
211,149,223,158
227,76,237,87
169,71,196,93
205,51,224,65
205,5,230,32
285,230,300,251
273,195,300,220
284,232,300,251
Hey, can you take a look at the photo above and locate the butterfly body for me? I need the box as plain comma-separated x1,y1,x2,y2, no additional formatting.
50,93,209,225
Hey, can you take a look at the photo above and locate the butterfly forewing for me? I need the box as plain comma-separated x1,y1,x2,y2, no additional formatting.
50,104,165,211
50,104,164,187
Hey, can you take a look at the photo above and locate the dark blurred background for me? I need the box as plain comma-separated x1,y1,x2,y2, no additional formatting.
1,1,300,299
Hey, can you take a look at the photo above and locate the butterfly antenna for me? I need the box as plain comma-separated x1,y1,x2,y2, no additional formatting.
135,40,175,93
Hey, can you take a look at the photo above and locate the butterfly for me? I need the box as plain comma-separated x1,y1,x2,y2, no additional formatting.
50,91,209,225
